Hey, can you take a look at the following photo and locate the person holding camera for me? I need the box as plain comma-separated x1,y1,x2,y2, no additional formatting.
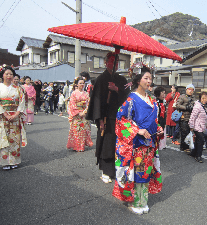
176,84,196,153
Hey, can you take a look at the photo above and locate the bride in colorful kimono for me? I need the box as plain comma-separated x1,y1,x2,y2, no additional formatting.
0,65,27,170
23,76,36,125
112,63,163,215
67,77,93,152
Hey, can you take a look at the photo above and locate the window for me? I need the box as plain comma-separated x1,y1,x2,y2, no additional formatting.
93,57,106,68
135,57,142,62
22,54,29,64
119,61,125,69
34,54,40,63
94,57,100,68
99,58,105,68
87,55,92,61
81,53,86,63
50,51,59,63
68,52,75,63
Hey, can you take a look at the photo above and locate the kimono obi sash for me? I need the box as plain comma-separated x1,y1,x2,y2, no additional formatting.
131,93,157,148
0,97,19,111
76,100,86,109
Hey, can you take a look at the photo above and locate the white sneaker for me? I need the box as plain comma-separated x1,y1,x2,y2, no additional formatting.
143,205,149,214
11,165,18,169
3,166,11,170
128,206,144,215
100,173,112,183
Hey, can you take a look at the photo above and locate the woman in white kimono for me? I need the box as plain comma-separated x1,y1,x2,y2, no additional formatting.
0,65,27,170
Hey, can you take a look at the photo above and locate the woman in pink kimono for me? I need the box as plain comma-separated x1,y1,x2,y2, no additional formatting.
23,76,36,125
67,77,93,152
0,65,27,170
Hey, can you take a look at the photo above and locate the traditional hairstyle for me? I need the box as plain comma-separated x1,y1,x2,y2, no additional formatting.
74,76,85,85
131,65,151,90
0,65,16,78
154,86,166,98
199,91,207,101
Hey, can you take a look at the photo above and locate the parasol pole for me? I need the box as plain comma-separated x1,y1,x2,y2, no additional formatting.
111,45,124,80
101,46,124,136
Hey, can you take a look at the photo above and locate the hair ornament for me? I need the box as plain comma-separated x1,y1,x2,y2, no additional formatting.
128,62,156,78
72,77,79,86
0,64,14,72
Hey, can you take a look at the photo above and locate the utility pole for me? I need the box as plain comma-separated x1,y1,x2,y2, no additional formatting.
62,1,82,77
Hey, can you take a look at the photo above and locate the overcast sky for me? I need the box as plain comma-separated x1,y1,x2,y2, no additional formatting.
1,0,207,55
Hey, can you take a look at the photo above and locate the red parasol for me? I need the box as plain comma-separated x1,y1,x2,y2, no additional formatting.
48,17,182,62
48,17,182,136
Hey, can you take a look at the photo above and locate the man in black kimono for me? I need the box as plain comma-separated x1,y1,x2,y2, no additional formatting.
86,52,129,183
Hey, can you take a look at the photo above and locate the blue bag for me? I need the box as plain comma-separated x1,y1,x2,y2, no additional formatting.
171,110,182,122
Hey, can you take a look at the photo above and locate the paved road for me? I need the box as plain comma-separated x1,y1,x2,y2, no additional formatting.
1,111,207,225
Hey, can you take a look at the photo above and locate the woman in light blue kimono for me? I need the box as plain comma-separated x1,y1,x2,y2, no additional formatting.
112,63,163,215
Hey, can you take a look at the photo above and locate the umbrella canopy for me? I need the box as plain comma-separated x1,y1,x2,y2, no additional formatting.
48,17,182,62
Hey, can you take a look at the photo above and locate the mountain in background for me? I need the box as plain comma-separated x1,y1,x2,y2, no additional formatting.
132,12,207,42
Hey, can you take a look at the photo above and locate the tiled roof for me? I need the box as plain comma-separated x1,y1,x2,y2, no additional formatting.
182,44,207,63
16,37,46,51
43,34,131,55
166,39,207,50
156,65,195,72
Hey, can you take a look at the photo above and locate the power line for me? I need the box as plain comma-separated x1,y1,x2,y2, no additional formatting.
90,0,140,24
149,0,170,14
146,0,157,19
82,1,119,21
1,0,17,23
148,0,162,18
0,0,22,29
30,0,66,24
0,0,6,8
146,0,188,40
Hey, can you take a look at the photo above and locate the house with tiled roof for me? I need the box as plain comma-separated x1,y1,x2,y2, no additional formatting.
181,43,207,89
16,37,48,66
134,36,207,87
166,38,207,58
43,34,131,77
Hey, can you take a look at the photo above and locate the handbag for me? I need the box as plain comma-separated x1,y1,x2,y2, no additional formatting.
171,110,182,122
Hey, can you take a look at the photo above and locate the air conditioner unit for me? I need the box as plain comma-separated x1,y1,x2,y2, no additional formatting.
41,62,46,67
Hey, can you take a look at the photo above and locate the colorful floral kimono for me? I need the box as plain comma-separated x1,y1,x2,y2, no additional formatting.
23,84,36,123
112,92,162,202
67,90,93,152
0,83,27,166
